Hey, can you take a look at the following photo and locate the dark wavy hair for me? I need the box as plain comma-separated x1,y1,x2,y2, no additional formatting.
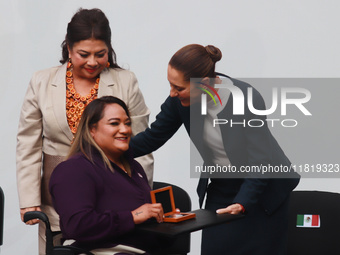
60,8,120,69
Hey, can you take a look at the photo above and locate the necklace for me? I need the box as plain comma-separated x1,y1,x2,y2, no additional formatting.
66,62,99,135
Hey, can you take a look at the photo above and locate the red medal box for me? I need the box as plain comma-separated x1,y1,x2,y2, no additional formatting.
150,186,196,223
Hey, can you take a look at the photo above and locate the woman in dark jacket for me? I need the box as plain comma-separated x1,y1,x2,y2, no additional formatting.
130,44,300,255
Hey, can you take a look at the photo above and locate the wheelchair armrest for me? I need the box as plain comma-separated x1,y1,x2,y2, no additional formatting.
54,245,95,255
23,211,94,255
24,211,49,224
24,211,51,231
24,211,55,254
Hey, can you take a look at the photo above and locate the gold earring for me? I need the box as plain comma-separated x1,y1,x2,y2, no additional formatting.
106,62,110,68
67,59,73,69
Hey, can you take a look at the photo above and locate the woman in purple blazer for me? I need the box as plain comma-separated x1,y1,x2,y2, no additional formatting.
49,96,164,255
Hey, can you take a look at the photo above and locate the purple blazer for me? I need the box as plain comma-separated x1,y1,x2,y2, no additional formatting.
49,149,157,251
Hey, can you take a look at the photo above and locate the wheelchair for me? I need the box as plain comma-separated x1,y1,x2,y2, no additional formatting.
24,181,191,255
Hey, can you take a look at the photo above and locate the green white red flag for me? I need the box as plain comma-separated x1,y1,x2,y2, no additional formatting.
296,214,320,228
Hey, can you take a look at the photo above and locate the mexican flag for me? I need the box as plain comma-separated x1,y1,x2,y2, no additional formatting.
296,214,320,228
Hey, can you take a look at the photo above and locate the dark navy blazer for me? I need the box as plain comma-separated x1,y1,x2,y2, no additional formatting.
130,76,300,215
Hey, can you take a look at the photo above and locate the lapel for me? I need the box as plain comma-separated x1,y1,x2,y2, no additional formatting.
217,95,233,154
189,103,210,161
97,68,116,97
50,67,116,142
51,63,73,141
190,84,236,161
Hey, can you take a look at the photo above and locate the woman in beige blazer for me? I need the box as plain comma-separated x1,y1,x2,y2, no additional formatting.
16,8,153,254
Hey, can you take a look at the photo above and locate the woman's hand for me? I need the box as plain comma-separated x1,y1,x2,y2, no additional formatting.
216,203,244,215
132,203,164,224
20,206,42,225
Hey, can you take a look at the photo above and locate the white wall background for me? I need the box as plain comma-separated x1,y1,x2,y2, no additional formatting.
1,0,339,254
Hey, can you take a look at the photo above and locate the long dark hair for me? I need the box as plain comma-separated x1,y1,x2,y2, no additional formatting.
68,96,130,170
169,44,222,81
60,8,120,69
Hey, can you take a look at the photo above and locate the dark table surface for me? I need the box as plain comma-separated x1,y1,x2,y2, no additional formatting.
136,209,244,237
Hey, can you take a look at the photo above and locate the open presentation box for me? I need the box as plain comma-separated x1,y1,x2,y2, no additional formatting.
150,186,196,223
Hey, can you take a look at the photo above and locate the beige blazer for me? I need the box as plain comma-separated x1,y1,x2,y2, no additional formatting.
16,63,153,208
